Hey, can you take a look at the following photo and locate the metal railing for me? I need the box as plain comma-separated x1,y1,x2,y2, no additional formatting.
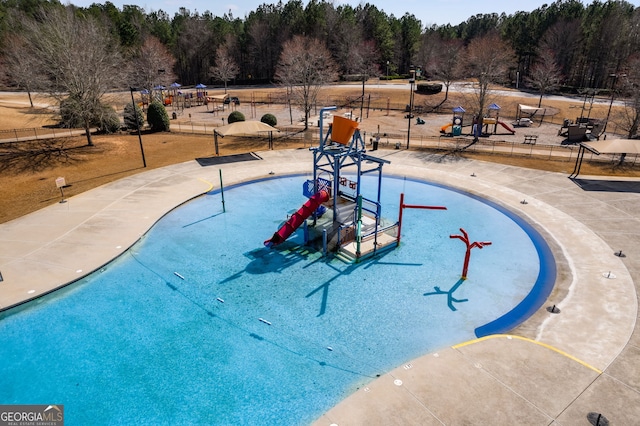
0,127,85,143
2,120,636,169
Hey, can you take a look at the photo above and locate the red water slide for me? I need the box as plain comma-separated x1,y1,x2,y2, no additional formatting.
497,120,516,134
264,190,330,247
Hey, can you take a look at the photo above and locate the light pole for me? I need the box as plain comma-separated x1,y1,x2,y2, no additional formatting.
406,67,415,149
386,61,389,79
360,72,366,121
129,87,147,168
604,72,625,134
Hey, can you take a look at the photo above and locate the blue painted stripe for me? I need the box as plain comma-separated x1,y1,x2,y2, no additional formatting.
474,211,556,337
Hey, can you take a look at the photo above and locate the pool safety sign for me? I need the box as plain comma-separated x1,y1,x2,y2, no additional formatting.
0,405,64,426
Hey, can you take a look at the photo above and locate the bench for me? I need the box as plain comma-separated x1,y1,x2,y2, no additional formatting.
523,135,538,144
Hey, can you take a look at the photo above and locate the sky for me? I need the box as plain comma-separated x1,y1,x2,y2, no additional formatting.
69,0,612,27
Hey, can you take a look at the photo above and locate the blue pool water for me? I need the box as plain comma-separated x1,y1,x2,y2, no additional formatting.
0,175,554,425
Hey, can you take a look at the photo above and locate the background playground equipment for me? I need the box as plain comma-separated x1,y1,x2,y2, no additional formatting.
482,103,515,135
264,106,399,262
440,106,467,136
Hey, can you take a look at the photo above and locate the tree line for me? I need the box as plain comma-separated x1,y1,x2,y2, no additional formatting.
1,0,638,89
1,0,639,139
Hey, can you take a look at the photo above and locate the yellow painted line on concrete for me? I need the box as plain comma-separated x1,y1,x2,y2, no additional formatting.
453,334,602,374
198,178,214,192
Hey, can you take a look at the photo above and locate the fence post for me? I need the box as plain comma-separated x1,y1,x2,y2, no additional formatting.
34,128,38,140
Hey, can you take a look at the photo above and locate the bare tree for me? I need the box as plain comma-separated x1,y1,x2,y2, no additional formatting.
17,7,125,146
615,55,640,139
525,47,563,107
129,36,177,101
1,35,42,107
275,36,339,130
348,40,380,119
173,17,215,84
246,18,278,80
461,32,515,143
423,36,464,107
539,19,583,87
209,37,240,93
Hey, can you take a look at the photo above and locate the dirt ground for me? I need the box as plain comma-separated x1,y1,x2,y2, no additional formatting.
1,85,638,224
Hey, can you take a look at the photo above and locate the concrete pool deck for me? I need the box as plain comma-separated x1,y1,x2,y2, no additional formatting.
1,148,639,424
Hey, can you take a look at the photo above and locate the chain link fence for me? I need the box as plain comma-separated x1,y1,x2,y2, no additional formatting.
0,127,85,143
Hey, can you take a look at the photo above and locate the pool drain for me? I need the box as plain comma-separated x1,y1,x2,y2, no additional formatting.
547,305,561,314
587,412,609,426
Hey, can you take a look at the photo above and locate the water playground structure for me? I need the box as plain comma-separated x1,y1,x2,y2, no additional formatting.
264,106,447,262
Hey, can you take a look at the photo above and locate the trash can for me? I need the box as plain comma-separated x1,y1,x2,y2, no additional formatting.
373,140,379,150
172,112,177,120
452,125,462,136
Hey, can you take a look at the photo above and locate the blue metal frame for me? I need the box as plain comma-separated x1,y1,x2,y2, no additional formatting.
310,106,390,257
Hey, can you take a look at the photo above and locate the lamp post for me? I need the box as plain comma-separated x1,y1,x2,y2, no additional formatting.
604,73,625,134
386,61,389,80
129,87,147,168
406,67,415,149
360,72,366,121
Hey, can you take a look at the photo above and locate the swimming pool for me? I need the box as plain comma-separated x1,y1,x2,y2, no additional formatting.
0,175,554,425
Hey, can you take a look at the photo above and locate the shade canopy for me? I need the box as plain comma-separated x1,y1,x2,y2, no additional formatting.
214,121,279,137
207,94,228,101
170,82,181,87
195,83,207,89
582,139,640,155
519,104,545,114
452,106,466,113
